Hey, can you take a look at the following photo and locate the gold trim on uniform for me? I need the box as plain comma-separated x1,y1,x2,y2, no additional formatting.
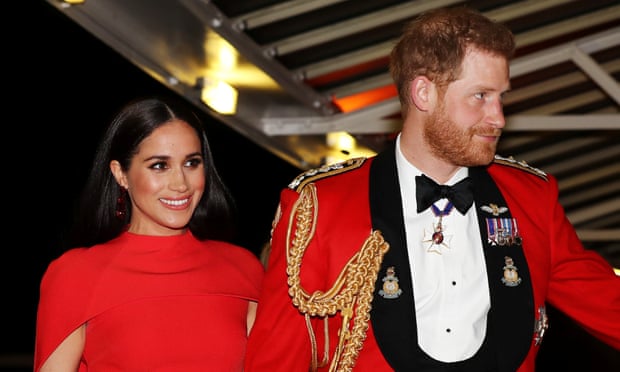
493,154,547,180
285,183,389,372
288,157,367,191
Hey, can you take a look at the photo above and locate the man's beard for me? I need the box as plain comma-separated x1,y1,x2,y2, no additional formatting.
423,102,500,167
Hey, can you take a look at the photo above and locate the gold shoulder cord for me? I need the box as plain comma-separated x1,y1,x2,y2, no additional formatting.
286,184,389,372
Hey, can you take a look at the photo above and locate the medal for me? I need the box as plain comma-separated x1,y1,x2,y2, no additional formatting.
501,256,522,287
378,266,402,299
486,217,522,246
422,201,454,254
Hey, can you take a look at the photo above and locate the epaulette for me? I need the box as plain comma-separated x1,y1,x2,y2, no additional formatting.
288,157,367,192
493,154,547,181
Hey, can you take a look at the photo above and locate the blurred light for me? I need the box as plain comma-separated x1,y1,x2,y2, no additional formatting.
324,132,376,165
203,30,278,89
208,36,237,71
200,78,238,115
333,85,397,113
62,0,86,4
327,132,355,152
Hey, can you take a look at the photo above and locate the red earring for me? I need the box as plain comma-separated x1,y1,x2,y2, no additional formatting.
116,186,127,220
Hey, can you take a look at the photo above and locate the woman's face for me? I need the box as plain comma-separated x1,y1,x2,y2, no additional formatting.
113,119,205,236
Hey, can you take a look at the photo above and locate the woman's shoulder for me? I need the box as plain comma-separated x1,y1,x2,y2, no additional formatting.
46,246,98,274
202,240,264,297
39,245,114,298
207,240,262,265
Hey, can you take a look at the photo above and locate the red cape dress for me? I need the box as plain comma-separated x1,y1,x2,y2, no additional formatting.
35,231,264,371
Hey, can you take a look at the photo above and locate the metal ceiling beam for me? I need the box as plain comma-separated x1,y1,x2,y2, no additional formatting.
263,101,619,135
505,60,620,105
485,0,574,22
265,0,463,56
560,180,620,207
577,229,620,241
544,146,620,176
572,49,620,104
559,162,620,190
262,99,402,135
311,24,620,100
567,196,620,225
299,40,393,81
232,0,347,30
518,91,617,115
262,26,620,135
178,0,338,115
514,5,620,48
510,27,620,77
507,115,620,129
510,137,608,165
263,87,619,134
299,0,587,82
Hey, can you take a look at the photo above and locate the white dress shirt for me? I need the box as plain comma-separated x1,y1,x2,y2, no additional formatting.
395,135,490,362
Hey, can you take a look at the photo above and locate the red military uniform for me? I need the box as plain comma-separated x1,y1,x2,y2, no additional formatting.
245,147,620,371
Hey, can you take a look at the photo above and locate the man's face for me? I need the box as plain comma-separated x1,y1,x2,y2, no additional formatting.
424,48,510,167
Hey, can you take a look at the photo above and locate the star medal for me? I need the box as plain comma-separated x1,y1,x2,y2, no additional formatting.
422,202,454,254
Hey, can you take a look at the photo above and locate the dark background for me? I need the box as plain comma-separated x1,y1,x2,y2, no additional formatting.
3,1,617,370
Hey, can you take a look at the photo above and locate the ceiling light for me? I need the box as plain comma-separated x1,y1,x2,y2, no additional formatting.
199,78,238,115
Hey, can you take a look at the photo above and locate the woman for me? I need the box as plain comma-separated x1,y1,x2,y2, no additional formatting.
34,96,264,371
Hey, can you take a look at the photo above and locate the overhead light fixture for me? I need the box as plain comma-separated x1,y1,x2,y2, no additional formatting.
199,78,238,115
61,0,86,4
324,132,376,165
327,132,355,153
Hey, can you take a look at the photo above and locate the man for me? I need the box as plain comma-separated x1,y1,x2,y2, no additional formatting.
245,7,620,371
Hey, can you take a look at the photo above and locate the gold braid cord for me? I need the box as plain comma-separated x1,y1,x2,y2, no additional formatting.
286,184,389,372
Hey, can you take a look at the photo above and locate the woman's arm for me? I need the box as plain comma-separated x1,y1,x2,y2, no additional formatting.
247,301,258,336
39,324,85,372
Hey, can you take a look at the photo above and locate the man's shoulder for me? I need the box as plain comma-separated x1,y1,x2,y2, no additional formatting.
287,157,369,192
491,154,548,181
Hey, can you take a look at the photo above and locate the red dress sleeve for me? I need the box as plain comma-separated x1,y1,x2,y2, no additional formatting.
34,248,95,371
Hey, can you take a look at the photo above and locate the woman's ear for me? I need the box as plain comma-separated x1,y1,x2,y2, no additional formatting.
110,160,128,189
410,76,435,112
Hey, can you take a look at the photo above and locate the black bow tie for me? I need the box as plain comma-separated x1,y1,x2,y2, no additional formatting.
415,174,474,214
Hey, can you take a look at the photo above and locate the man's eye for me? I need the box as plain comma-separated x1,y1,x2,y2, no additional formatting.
474,92,485,100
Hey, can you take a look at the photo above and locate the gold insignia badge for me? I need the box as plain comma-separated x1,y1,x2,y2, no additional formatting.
501,256,522,287
378,266,402,299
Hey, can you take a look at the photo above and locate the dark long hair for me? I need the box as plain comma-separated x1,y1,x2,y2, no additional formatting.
67,95,236,248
